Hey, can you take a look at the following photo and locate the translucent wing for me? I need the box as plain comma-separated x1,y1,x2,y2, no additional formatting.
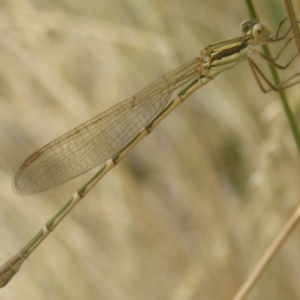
14,58,200,195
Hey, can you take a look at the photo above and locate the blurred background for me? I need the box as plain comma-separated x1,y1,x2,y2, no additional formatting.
1,0,300,299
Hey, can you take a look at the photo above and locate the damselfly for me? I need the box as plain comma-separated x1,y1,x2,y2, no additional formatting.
0,19,299,286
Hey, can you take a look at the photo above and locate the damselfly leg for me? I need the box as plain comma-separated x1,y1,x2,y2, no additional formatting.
248,19,300,92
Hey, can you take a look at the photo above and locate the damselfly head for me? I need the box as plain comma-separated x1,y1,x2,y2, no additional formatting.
240,20,271,45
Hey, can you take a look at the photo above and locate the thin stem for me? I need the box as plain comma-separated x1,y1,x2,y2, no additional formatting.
284,0,300,58
234,1,300,299
247,0,300,154
233,206,300,300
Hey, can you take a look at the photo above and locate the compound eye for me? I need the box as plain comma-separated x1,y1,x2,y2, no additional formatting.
252,23,271,42
240,20,252,34
253,23,263,38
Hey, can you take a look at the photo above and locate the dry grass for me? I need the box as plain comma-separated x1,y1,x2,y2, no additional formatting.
0,0,300,299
